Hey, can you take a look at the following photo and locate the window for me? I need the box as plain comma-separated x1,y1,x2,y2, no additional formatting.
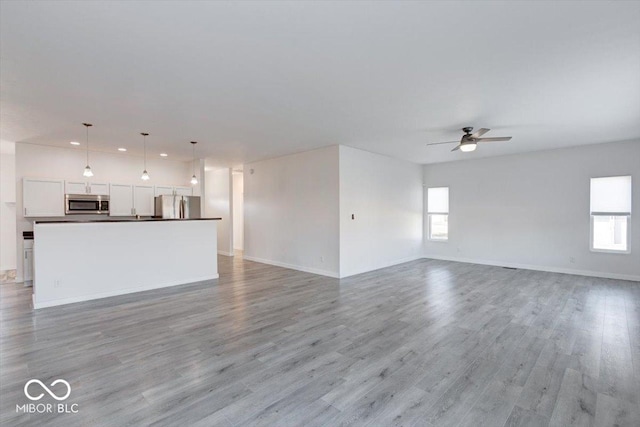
427,187,449,241
590,176,631,253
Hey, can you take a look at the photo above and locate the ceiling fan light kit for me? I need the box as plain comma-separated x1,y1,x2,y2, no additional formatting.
427,126,512,152
459,142,477,152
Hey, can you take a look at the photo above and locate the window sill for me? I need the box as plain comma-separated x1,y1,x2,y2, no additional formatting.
590,248,630,254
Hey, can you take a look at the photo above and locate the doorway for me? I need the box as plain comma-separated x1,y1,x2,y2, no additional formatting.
232,170,244,254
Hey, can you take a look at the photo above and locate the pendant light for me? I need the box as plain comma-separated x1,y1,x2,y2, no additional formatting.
82,123,94,177
190,141,198,185
141,132,150,181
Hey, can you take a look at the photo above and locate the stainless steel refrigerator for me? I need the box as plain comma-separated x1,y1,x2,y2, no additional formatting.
154,195,201,219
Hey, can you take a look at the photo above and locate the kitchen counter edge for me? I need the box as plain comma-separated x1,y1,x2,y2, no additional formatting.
34,218,222,224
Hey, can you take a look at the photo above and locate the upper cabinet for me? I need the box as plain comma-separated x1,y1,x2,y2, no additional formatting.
88,183,109,195
155,185,193,197
65,181,87,194
23,178,65,217
65,181,109,195
24,178,190,218
175,186,193,196
133,185,155,216
154,186,174,197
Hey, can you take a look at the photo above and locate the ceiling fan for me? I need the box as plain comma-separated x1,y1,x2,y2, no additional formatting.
427,127,512,152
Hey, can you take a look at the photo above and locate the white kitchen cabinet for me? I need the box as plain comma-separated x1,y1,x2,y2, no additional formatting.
154,186,192,197
88,182,109,195
154,186,174,197
65,181,110,195
174,186,193,196
23,240,34,283
23,178,65,217
133,185,155,216
65,181,88,194
109,184,134,216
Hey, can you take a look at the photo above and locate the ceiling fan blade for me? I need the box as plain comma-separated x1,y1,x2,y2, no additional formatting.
451,145,461,152
470,128,490,138
426,141,458,146
476,136,512,142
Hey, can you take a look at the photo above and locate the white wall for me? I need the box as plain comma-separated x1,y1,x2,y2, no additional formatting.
1,142,16,271
244,146,340,277
339,146,423,277
14,142,192,281
34,220,218,308
423,140,640,281
232,172,244,251
205,168,233,256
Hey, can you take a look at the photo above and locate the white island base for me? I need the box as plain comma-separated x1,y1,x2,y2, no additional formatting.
33,219,220,309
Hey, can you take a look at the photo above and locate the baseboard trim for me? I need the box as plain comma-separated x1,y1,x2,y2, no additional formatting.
339,255,424,278
33,274,220,309
242,255,340,278
423,255,640,282
217,251,234,256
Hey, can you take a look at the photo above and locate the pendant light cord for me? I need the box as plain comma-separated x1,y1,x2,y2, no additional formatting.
140,132,150,170
82,123,92,165
86,125,89,164
189,141,198,184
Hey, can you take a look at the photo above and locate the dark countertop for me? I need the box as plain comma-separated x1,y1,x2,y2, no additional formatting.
34,217,222,224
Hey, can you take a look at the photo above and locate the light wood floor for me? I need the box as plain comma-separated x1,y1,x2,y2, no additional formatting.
1,256,639,426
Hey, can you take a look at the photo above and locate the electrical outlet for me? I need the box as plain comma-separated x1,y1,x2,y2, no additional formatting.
569,257,575,264
54,280,60,288
320,256,324,263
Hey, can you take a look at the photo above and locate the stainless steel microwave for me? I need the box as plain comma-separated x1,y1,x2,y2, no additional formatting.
65,194,110,215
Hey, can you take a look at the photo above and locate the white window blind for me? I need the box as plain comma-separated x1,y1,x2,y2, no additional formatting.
427,187,449,213
590,176,632,215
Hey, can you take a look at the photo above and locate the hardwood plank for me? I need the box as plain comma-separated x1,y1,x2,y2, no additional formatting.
321,346,419,411
363,386,434,427
516,340,572,419
1,256,638,426
569,328,602,379
423,323,527,427
505,405,550,427
598,341,639,405
548,368,597,426
594,392,640,427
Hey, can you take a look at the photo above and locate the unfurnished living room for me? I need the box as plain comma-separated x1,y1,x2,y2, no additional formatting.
0,1,639,426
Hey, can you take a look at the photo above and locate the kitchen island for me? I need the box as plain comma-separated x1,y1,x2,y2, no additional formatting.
32,218,221,309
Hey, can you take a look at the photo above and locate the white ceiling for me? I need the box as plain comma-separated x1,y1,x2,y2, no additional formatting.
1,1,639,166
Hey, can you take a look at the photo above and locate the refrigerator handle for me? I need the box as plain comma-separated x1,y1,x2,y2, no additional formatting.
180,198,185,219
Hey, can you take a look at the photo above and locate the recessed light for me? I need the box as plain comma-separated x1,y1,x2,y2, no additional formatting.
70,141,80,145
160,153,168,157
118,148,127,152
